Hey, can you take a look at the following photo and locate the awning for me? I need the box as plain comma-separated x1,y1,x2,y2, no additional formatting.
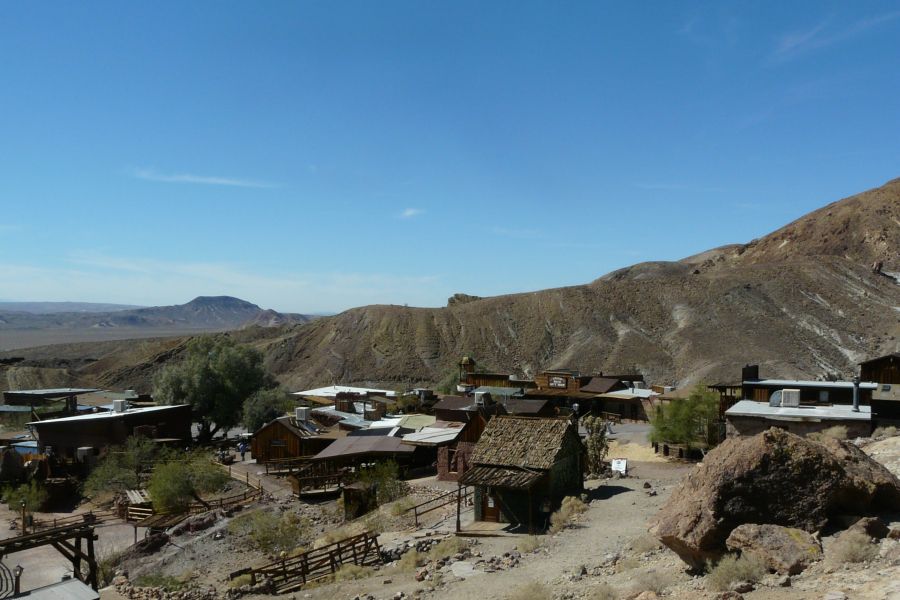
459,465,544,489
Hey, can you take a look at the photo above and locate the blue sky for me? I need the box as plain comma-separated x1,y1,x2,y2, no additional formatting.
1,2,899,314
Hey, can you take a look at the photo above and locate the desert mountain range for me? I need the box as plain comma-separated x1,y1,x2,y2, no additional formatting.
2,178,899,393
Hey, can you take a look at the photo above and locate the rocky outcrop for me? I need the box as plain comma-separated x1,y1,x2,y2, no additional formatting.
725,524,822,575
651,429,900,569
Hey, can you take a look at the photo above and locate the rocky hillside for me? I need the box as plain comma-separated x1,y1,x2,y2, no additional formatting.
2,179,898,392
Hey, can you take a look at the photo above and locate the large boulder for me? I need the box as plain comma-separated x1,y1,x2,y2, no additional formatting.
651,428,900,569
725,524,822,574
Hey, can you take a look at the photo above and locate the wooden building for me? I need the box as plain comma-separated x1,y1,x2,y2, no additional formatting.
250,414,340,463
28,404,192,459
459,416,584,533
725,400,872,439
861,354,900,419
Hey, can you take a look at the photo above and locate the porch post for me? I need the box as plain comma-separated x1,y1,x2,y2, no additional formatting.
455,482,461,533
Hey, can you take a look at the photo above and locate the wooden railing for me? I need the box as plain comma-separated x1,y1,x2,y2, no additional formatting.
403,486,473,527
32,510,116,531
229,531,382,593
261,456,314,475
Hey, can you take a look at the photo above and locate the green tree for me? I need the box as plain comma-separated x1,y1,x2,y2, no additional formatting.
147,452,229,513
650,384,720,450
582,415,610,477
242,388,291,432
2,481,48,511
153,335,275,443
84,436,167,498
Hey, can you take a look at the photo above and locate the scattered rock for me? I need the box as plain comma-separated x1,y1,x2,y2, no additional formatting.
726,523,822,575
848,516,889,539
714,593,743,600
822,592,848,600
730,581,754,593
651,428,900,569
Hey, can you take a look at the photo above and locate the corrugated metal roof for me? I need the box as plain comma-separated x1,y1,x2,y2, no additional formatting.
313,435,414,460
15,578,99,599
27,404,188,426
291,385,397,398
401,425,463,446
744,379,878,390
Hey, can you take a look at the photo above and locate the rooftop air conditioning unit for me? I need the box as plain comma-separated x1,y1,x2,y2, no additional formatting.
781,389,801,408
633,381,647,390
295,407,311,422
112,399,127,413
474,392,486,406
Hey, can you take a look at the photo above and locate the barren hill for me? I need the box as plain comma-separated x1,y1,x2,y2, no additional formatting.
2,179,899,392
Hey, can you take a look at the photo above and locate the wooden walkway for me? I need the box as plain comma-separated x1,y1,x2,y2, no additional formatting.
0,522,99,590
229,531,382,594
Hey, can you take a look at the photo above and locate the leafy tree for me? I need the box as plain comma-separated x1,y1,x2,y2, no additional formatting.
650,384,720,450
357,460,408,505
84,436,168,498
147,452,229,513
242,388,291,432
153,335,275,442
582,415,610,477
2,480,48,511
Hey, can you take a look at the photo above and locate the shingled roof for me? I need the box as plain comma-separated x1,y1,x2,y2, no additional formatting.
470,416,575,471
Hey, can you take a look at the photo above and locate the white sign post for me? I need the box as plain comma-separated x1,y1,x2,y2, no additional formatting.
611,458,627,475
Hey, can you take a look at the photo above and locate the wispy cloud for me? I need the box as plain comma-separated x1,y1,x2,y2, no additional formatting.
772,11,900,61
398,208,425,219
132,168,277,189
0,224,21,233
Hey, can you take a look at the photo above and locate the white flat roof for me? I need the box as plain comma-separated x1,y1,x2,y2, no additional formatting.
725,400,872,422
27,404,188,426
402,425,463,446
292,385,397,397
743,379,878,390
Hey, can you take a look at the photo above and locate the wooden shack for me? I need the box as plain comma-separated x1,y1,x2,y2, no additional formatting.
860,354,900,419
27,404,192,459
459,416,584,533
251,415,338,463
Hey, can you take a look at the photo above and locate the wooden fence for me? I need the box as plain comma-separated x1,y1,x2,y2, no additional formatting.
261,456,313,475
229,531,382,593
403,486,473,527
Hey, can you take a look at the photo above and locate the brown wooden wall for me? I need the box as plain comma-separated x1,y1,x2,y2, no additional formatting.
862,355,900,384
251,420,333,463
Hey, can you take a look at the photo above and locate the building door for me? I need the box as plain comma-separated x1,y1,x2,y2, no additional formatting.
482,490,500,522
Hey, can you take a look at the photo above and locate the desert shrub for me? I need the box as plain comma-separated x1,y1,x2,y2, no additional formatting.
427,536,467,562
583,415,610,477
134,574,185,591
242,388,292,431
830,530,878,563
334,564,374,581
631,569,673,595
3,481,48,511
808,425,848,442
228,574,253,589
517,535,542,553
395,549,420,572
629,534,661,554
615,556,640,572
148,452,229,513
873,425,898,438
357,460,409,505
389,496,415,516
228,510,310,554
549,495,588,534
506,581,552,600
705,553,767,591
96,547,125,587
590,583,619,600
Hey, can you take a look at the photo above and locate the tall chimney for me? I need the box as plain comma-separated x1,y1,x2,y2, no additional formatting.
852,375,860,413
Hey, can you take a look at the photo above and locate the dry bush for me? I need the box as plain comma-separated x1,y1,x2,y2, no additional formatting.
394,549,420,572
630,570,673,595
228,574,253,589
334,564,374,581
830,530,878,564
517,535,542,553
428,536,467,561
505,581,552,600
549,495,589,534
629,534,661,554
873,425,898,438
389,496,416,516
705,553,767,591
808,425,848,442
615,556,641,572
590,582,619,600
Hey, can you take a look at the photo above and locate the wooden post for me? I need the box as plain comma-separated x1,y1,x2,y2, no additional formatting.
455,483,462,533
86,534,98,590
73,535,82,581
